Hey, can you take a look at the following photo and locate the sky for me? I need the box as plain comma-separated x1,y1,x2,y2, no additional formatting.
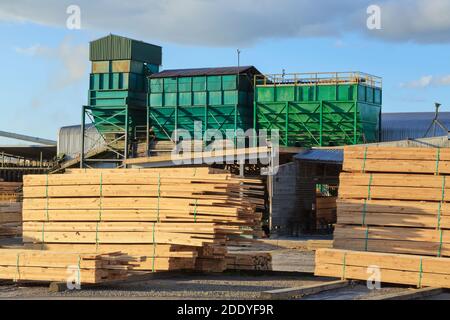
1,0,450,143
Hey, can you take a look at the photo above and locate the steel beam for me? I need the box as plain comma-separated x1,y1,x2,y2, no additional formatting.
0,130,56,146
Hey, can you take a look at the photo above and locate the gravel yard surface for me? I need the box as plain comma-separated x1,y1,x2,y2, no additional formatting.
0,272,326,300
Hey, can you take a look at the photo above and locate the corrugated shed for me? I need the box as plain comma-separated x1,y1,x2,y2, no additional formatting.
89,34,162,65
381,112,450,142
57,124,105,161
149,66,260,78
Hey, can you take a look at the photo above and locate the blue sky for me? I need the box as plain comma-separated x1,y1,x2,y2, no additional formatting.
1,0,450,143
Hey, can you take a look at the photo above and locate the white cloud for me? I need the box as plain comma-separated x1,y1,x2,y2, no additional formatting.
400,75,450,88
1,0,450,46
15,37,89,89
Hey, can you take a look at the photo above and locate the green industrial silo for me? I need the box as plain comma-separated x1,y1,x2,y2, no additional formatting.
254,72,382,147
81,34,162,166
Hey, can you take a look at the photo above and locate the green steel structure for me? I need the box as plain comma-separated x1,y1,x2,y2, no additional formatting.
254,72,382,147
147,67,260,144
81,35,161,168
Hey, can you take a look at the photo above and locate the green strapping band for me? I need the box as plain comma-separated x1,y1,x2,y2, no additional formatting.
15,253,20,281
41,222,45,250
95,222,100,251
194,199,198,223
362,174,373,226
99,173,103,221
364,226,370,251
77,255,81,286
362,147,368,173
437,202,443,230
157,173,161,223
152,222,156,273
437,176,446,230
438,230,444,257
193,167,197,177
367,174,373,200
418,258,423,288
436,148,441,175
362,199,368,226
342,253,347,280
45,174,49,221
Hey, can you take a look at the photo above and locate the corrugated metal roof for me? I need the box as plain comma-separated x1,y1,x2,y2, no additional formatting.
149,66,260,78
381,112,450,142
90,34,162,65
294,149,343,164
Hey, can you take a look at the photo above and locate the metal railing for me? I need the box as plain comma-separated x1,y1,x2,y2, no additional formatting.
255,72,382,88
0,151,54,169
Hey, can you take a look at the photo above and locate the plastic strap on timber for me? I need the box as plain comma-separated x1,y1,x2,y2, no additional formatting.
418,257,424,288
45,174,49,221
436,148,441,175
152,222,156,272
437,176,446,230
157,173,161,223
341,252,347,280
77,255,81,285
98,173,103,221
41,222,45,250
14,253,20,282
194,199,198,223
364,226,370,251
438,229,444,258
361,174,373,226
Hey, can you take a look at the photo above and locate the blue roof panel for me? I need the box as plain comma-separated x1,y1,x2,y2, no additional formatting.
294,149,344,164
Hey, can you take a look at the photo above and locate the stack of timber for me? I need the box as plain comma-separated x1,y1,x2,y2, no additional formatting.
0,249,130,284
315,248,450,289
315,196,337,230
334,147,450,257
226,252,272,271
22,168,263,273
0,182,22,238
315,147,450,287
0,182,21,201
0,202,22,238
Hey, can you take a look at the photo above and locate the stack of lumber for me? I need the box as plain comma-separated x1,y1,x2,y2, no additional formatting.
22,168,263,273
226,252,272,271
315,248,450,289
315,196,337,229
0,202,22,238
0,182,22,238
0,182,21,201
0,248,130,284
334,147,450,257
315,147,450,288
